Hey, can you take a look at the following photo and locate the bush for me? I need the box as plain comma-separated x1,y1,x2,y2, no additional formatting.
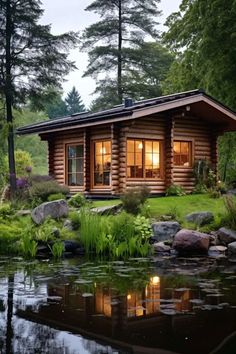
4,149,33,178
47,193,66,202
68,193,87,208
29,180,69,202
166,184,186,196
192,183,208,194
121,186,149,215
208,188,221,199
68,211,81,230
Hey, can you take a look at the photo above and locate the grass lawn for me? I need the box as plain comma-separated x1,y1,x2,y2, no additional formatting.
93,194,226,224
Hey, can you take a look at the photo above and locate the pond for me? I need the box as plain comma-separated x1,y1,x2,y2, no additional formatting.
0,255,236,354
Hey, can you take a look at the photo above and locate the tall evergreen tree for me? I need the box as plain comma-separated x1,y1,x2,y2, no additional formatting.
0,0,78,195
81,0,161,106
65,87,86,114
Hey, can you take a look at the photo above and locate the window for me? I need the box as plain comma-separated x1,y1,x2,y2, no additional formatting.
127,139,161,179
94,141,111,186
67,144,84,186
174,141,192,167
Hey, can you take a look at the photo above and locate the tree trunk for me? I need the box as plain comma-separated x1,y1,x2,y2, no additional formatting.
117,0,123,104
6,0,16,196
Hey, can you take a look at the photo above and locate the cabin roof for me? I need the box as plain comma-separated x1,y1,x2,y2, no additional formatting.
17,89,236,135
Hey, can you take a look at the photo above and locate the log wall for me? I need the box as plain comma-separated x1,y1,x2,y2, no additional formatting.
173,115,212,192
41,112,220,195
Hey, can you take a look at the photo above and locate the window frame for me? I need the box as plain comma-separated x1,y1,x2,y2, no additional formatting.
92,139,112,188
66,143,84,187
173,140,193,168
126,138,163,180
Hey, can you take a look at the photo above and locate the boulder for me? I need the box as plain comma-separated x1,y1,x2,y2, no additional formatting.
31,199,69,225
153,242,171,253
151,221,181,242
173,229,210,254
217,227,236,245
185,211,214,226
228,241,236,255
63,240,80,253
90,203,122,215
208,245,227,257
63,219,74,231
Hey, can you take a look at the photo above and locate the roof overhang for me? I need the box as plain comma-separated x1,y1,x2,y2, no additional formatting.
17,91,236,136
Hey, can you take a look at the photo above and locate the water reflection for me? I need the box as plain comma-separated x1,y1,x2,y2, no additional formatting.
0,257,236,354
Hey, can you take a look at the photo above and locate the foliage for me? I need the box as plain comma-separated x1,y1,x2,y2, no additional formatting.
0,0,78,194
44,90,68,119
68,193,87,208
49,241,65,259
65,87,86,114
163,0,236,110
47,193,66,202
81,0,161,106
218,133,236,183
90,43,174,110
166,184,186,196
68,211,81,230
192,183,208,195
29,180,69,203
21,232,38,259
121,187,149,215
134,215,152,240
35,218,59,243
79,210,151,258
4,149,33,178
223,195,236,230
14,109,48,175
0,204,14,218
208,188,221,199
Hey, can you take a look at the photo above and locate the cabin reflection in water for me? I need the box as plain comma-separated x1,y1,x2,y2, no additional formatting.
48,275,161,320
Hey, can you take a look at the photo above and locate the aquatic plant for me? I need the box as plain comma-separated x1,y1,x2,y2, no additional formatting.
49,241,65,259
21,234,38,258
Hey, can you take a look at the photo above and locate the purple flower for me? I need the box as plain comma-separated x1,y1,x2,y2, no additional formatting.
16,178,28,189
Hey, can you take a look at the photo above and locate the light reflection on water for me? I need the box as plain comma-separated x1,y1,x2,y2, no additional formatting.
0,256,236,354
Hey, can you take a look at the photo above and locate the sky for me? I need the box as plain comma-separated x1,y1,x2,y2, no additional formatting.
41,0,182,107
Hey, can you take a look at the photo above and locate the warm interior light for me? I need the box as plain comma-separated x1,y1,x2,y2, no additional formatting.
138,143,143,149
152,154,159,166
127,294,132,300
150,276,160,285
100,147,106,154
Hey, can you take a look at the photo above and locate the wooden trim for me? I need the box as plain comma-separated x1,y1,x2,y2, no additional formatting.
173,139,194,168
126,138,164,181
90,138,112,190
64,142,85,188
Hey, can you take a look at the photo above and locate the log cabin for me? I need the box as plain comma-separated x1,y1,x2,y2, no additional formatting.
17,89,236,196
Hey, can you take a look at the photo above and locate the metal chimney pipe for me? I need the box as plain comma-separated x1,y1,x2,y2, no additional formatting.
124,98,133,108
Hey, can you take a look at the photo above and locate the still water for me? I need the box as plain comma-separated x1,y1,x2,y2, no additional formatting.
0,255,236,354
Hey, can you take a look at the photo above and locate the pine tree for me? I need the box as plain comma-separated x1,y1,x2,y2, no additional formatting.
65,87,86,114
0,0,78,195
81,0,161,105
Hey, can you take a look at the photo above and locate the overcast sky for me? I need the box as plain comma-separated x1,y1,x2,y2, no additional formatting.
41,0,181,107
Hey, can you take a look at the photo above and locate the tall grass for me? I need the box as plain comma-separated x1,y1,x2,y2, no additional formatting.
223,195,236,230
79,209,152,258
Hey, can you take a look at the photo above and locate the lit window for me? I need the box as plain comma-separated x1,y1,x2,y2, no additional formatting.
127,139,161,179
94,141,111,186
174,141,192,167
67,145,84,186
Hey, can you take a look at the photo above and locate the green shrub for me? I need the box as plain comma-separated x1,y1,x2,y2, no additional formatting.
68,211,81,230
68,193,87,208
110,212,135,242
192,183,208,194
29,180,69,202
208,188,221,199
4,149,33,178
0,204,14,218
166,184,186,196
134,215,152,241
121,187,149,215
47,193,66,202
35,218,59,243
0,223,22,254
